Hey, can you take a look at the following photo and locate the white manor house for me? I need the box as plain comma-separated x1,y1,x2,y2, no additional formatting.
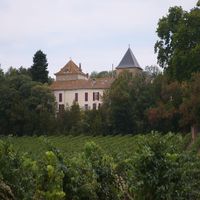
50,48,142,112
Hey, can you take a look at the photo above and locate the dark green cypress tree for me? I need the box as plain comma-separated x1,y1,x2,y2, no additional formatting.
30,50,49,83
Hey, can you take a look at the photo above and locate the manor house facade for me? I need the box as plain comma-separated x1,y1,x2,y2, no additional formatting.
50,48,142,112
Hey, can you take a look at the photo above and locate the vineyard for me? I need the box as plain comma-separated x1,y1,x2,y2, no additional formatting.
1,134,149,158
1,133,200,200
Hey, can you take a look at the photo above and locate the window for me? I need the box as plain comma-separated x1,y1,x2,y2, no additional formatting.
93,92,100,101
58,104,64,113
75,93,78,102
98,103,101,109
93,103,96,110
85,92,88,101
84,104,88,110
59,93,62,102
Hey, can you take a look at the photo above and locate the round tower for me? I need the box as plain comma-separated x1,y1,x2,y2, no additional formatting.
116,47,142,76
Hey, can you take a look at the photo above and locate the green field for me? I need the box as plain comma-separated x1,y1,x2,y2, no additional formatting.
0,134,143,159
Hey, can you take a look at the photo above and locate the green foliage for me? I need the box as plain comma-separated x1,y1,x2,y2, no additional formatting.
147,72,200,134
0,141,37,200
63,152,98,200
180,73,200,128
127,134,183,199
0,67,4,78
0,68,56,136
5,66,30,78
82,110,106,135
56,103,83,135
103,71,155,134
147,76,183,132
30,50,49,83
155,3,200,81
84,142,120,200
35,151,65,200
145,65,162,78
0,133,200,199
90,70,115,79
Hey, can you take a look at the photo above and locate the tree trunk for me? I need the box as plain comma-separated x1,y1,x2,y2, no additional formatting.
191,124,199,142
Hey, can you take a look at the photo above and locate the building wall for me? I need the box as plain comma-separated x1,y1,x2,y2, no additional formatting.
56,74,88,81
116,68,142,77
54,88,104,111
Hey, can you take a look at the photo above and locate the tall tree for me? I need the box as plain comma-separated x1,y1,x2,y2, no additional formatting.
103,71,154,134
30,50,49,83
145,65,161,78
147,77,183,133
155,2,200,81
0,68,56,136
180,73,200,140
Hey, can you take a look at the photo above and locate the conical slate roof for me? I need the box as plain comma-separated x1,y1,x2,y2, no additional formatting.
116,48,141,69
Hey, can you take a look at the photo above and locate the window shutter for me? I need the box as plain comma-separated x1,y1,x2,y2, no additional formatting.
85,92,88,101
59,93,62,102
75,93,78,101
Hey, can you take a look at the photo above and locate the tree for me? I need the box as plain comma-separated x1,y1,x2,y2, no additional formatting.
90,70,115,78
104,72,135,134
30,50,49,83
0,67,4,83
0,85,22,135
180,73,200,140
26,84,56,135
145,65,162,78
155,3,200,81
147,77,183,133
103,71,154,134
5,66,30,78
0,67,4,77
69,102,82,134
0,67,56,136
82,110,105,135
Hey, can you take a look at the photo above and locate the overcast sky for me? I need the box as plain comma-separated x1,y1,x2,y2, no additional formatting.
0,0,197,77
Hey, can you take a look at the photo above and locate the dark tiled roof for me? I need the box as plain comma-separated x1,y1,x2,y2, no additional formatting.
55,60,86,76
50,77,114,90
116,48,141,69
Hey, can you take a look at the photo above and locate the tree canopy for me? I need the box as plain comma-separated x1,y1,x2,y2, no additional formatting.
155,3,200,81
30,50,49,83
90,70,115,79
0,68,55,135
103,71,155,134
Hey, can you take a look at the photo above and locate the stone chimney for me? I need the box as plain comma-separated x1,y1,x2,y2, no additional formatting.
79,63,82,72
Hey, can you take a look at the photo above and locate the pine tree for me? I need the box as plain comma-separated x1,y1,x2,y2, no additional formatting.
30,50,49,83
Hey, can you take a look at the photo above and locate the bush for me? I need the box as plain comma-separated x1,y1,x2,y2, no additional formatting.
0,133,200,199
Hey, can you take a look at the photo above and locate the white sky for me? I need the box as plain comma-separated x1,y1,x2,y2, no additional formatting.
0,0,197,77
